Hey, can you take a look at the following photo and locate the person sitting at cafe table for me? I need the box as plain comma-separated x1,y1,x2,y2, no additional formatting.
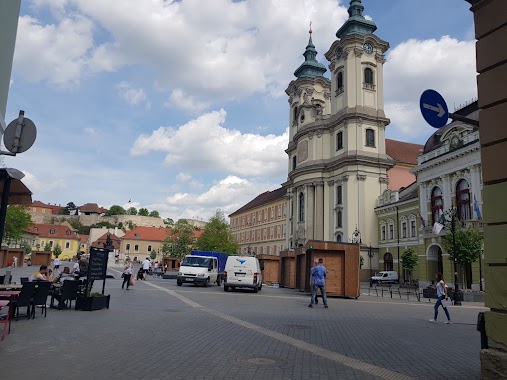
30,265,50,281
53,267,73,283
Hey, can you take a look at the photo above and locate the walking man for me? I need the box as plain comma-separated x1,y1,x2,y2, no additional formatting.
142,257,151,280
309,258,328,308
310,259,320,304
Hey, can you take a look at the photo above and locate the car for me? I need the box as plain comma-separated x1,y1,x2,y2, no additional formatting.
223,255,263,293
370,271,399,284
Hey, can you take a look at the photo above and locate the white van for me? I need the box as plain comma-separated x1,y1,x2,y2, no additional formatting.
224,256,263,293
370,271,399,284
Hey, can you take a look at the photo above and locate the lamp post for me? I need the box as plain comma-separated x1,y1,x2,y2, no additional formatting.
368,244,374,279
446,207,462,306
479,249,484,292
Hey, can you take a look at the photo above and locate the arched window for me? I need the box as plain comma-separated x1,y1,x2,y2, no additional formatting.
292,156,297,170
337,72,344,94
364,68,374,84
336,234,342,243
336,131,343,150
293,106,298,123
337,211,342,228
66,230,71,235
456,179,471,221
299,192,305,222
336,185,342,205
431,187,443,225
148,245,152,252
384,252,394,271
365,129,375,147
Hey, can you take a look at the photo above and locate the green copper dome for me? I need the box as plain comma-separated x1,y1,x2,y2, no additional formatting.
336,0,377,39
294,31,327,78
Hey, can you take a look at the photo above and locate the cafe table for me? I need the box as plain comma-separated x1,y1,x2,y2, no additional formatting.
0,284,23,290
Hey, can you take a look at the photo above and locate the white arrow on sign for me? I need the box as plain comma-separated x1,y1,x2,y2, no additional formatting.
423,103,446,117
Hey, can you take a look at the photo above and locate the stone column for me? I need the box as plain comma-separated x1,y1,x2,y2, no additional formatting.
441,174,452,210
315,182,324,240
341,175,349,239
306,184,315,241
468,1,507,378
327,180,335,241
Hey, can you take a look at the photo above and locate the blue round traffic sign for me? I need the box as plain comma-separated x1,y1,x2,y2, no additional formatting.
420,89,449,129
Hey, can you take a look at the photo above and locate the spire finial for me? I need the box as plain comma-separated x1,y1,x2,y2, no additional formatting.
309,21,312,35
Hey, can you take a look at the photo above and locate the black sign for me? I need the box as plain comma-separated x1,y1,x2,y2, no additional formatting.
88,248,109,280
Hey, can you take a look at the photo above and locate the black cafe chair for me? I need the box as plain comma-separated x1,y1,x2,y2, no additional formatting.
31,282,51,319
15,282,36,321
20,277,29,284
57,280,80,310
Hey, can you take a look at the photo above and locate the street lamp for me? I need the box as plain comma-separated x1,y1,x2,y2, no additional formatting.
479,248,484,292
445,207,462,306
368,244,374,279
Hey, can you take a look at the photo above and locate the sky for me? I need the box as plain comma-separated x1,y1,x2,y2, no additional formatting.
3,0,477,222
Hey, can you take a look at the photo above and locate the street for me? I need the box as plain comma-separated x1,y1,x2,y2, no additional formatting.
0,267,485,380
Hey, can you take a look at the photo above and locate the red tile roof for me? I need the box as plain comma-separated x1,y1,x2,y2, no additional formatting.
91,233,121,250
80,235,89,244
122,226,202,242
386,139,423,165
79,203,108,214
26,224,80,240
229,187,287,216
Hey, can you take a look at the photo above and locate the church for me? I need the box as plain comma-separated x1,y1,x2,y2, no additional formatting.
229,0,482,286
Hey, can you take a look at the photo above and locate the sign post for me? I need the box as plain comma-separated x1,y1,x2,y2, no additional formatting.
87,247,109,295
420,89,449,129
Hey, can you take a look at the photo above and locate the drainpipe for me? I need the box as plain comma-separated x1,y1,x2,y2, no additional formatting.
396,206,400,278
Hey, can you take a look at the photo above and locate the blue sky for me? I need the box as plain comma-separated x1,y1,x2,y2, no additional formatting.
3,0,477,221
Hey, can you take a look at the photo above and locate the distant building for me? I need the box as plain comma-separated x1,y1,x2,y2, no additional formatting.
229,188,287,256
30,201,62,215
78,203,108,216
25,222,81,260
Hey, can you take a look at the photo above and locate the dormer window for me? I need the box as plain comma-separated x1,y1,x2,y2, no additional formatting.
50,229,55,234
66,230,71,235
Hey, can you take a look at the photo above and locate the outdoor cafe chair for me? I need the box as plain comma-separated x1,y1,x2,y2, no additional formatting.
15,282,35,321
0,300,11,341
54,280,80,310
2,271,12,284
30,282,51,319
20,277,29,284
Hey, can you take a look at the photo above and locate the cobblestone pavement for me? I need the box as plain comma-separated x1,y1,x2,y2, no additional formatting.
0,266,486,380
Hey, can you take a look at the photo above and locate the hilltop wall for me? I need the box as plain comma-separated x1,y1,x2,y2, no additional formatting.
29,213,165,228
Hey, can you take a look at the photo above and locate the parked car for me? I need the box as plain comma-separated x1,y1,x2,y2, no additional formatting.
223,255,263,293
370,271,399,284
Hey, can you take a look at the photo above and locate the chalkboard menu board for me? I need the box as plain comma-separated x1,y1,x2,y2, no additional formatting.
88,248,109,280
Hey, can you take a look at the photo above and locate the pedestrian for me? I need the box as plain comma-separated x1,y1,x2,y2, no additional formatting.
308,258,328,308
53,256,61,273
142,257,151,280
122,259,133,290
310,259,320,304
12,256,18,268
429,273,452,324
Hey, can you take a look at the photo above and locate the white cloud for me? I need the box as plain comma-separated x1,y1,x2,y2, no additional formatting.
17,0,347,104
116,82,149,107
176,172,191,182
14,15,95,87
165,89,210,114
148,175,281,220
131,109,288,178
84,127,96,135
21,170,67,194
384,36,476,140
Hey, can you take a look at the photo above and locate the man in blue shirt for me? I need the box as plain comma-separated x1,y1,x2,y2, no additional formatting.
309,258,328,308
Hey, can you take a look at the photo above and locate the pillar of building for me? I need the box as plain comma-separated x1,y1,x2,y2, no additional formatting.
306,184,315,241
314,182,324,240
467,1,507,378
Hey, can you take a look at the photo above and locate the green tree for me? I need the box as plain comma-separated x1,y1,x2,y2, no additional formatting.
20,240,32,255
150,251,157,260
196,210,239,255
53,244,62,257
149,210,160,218
3,205,32,246
138,208,149,216
401,247,419,284
164,218,174,225
127,207,138,215
442,225,483,288
162,221,195,258
105,205,126,216
44,243,52,252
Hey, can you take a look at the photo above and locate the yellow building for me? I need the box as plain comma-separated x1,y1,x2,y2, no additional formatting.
26,222,81,260
229,188,287,255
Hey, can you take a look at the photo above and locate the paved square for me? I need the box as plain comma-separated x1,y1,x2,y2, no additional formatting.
0,265,485,379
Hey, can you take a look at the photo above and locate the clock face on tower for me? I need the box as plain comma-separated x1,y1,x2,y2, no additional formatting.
363,42,373,54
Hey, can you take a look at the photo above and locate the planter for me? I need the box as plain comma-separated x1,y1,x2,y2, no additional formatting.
76,295,110,311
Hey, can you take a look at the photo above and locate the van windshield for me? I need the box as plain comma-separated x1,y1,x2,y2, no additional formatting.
181,257,210,268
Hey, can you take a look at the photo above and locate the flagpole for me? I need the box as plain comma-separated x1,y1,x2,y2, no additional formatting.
449,207,462,306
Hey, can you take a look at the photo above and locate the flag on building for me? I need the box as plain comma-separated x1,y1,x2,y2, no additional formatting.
432,222,444,235
418,212,426,228
439,212,447,225
474,194,482,220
